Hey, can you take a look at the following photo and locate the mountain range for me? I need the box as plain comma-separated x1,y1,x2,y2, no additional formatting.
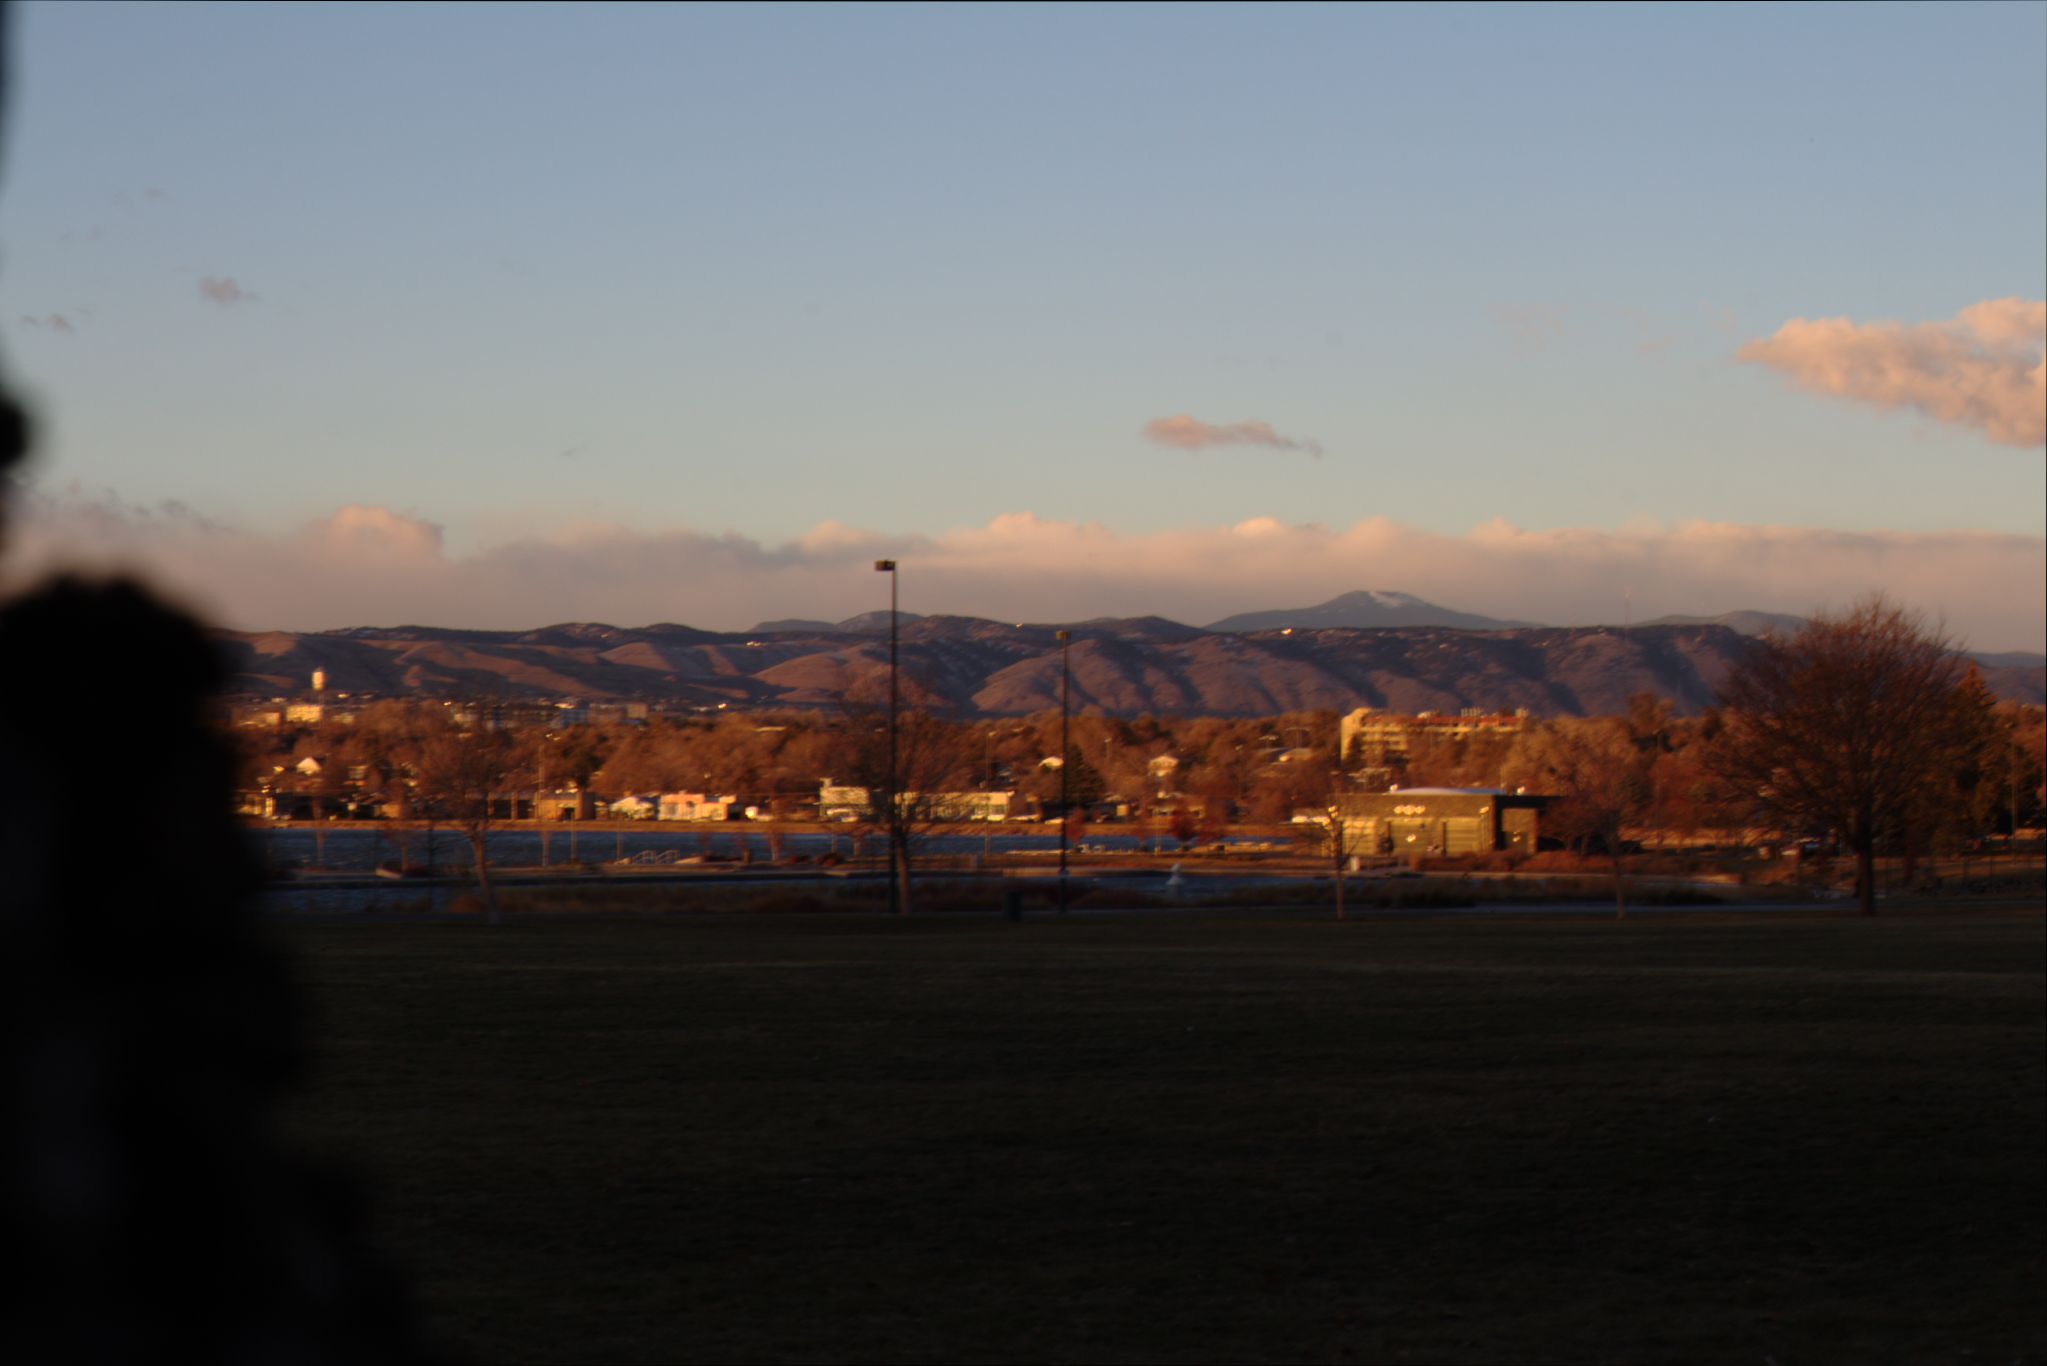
1201,592,1817,637
1205,591,1538,633
217,592,2045,718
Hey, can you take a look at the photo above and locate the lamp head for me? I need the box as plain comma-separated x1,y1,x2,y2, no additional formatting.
874,559,896,572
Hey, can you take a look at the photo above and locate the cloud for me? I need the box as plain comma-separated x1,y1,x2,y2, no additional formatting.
1737,298,2046,447
314,505,446,559
5,495,2041,652
18,314,75,333
1142,415,1324,457
198,275,254,306
1492,303,1566,350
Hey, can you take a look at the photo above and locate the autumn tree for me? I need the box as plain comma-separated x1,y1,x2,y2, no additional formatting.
1644,728,1720,849
1710,595,1985,916
1906,666,2001,870
1022,746,1108,816
1997,705,2047,843
1246,756,1331,823
1507,717,1652,918
590,723,677,798
547,724,613,792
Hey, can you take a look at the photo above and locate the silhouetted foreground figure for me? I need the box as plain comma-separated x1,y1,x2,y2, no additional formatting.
1,582,436,1364
1,11,432,1359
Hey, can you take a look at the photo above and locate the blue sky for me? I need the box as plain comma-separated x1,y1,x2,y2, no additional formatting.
3,2,2043,644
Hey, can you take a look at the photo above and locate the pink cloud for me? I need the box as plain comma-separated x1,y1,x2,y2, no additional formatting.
1737,298,2046,447
1143,414,1323,457
314,505,444,559
5,497,2040,652
198,275,254,306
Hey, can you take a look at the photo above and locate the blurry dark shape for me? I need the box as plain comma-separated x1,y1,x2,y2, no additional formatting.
0,584,433,1363
0,8,434,1361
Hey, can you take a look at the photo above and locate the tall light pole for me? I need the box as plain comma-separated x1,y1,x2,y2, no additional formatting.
1057,628,1070,914
1328,771,1347,923
874,559,902,914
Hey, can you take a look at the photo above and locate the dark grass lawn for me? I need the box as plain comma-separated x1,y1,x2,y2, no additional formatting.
277,909,2046,1365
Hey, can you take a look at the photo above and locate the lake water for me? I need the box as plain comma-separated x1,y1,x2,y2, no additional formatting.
250,824,1270,875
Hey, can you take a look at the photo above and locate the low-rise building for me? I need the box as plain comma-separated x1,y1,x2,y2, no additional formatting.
659,791,736,822
534,789,598,821
817,783,1017,823
1335,787,1549,856
1338,707,1530,764
819,782,870,821
922,790,1015,822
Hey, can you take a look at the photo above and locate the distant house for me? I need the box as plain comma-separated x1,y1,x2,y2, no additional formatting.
818,782,870,821
922,790,1015,822
608,794,659,820
658,791,735,822
818,783,1016,823
534,789,598,822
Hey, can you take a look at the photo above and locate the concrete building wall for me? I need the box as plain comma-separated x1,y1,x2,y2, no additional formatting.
1336,788,1548,855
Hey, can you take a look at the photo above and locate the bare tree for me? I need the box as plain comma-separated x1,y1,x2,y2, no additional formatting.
415,722,525,924
827,704,972,914
1710,594,1983,916
1315,777,1377,921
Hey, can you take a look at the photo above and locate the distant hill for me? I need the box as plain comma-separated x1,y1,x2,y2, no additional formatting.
1963,651,2047,671
1965,652,2047,705
749,618,837,635
215,608,2047,716
207,615,2042,716
1633,609,1807,637
1207,591,1534,633
1623,612,2043,687
835,609,926,633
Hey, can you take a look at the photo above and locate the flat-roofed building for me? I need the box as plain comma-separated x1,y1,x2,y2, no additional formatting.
1335,787,1549,857
658,791,736,821
535,788,598,821
1338,707,1530,764
818,782,870,821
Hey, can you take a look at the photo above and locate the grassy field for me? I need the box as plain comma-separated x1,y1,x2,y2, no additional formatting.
277,908,2045,1365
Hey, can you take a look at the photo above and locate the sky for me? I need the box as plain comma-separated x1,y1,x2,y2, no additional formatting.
2,1,2043,648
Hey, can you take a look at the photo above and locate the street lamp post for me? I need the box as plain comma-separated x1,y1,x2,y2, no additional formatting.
874,559,902,914
1329,778,1347,923
1057,628,1070,914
